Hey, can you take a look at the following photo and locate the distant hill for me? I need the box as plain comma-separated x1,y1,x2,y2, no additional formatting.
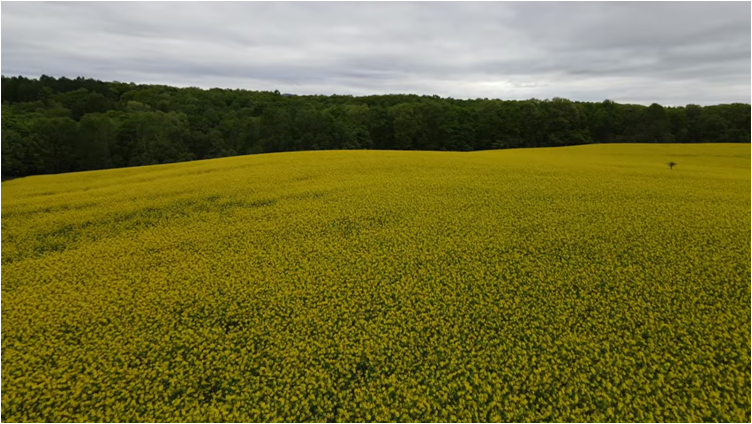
2,74,749,179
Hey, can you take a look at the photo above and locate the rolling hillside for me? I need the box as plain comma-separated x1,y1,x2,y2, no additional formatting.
2,144,750,421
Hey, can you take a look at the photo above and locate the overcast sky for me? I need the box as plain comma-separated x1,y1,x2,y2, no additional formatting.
2,2,750,105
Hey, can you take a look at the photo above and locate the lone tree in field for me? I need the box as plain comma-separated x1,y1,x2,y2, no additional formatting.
668,161,677,170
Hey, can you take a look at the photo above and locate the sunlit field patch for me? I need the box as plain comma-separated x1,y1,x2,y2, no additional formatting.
2,143,750,422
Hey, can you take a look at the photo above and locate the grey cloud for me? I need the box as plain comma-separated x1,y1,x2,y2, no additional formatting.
2,1,749,105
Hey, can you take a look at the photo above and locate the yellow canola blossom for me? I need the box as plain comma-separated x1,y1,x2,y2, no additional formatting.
2,143,750,422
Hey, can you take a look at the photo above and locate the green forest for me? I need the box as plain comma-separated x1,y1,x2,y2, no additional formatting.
2,75,750,178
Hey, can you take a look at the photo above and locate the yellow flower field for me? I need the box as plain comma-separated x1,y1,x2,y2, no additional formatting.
2,143,750,422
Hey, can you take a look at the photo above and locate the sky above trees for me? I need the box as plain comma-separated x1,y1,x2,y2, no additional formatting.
2,2,750,106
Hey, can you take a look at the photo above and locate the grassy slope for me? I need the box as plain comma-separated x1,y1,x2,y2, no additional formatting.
2,144,750,421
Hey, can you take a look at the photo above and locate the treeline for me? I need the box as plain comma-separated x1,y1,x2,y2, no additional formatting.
2,75,750,177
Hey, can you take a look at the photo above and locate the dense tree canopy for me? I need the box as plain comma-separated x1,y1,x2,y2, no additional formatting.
2,75,750,178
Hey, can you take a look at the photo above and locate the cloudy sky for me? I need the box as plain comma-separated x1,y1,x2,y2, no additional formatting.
2,2,750,105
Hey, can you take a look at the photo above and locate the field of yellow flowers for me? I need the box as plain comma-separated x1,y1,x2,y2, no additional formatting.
2,143,750,422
